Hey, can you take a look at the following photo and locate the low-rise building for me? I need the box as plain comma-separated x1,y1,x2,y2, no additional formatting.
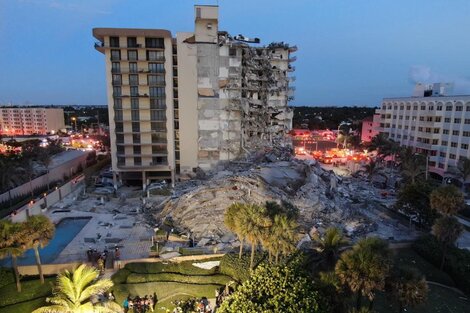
361,114,380,143
0,107,65,136
375,84,470,178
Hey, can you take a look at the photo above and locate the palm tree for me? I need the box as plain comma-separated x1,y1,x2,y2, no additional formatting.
241,204,271,271
313,227,348,267
369,133,390,156
430,185,465,216
224,203,247,259
389,267,428,313
32,264,122,313
432,216,463,270
0,220,28,292
24,215,55,284
335,237,391,310
263,214,297,264
400,154,426,184
457,157,470,192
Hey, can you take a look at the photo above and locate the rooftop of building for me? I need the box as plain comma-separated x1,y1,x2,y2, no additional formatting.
92,28,172,41
383,94,470,101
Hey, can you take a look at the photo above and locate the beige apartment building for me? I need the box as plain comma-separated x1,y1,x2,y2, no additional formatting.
93,5,295,187
376,84,470,178
0,107,65,136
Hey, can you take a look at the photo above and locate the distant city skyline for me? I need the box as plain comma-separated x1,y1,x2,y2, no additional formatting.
1,0,470,107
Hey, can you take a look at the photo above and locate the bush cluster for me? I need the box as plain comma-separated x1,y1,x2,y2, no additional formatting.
126,272,232,285
413,235,470,294
219,252,266,283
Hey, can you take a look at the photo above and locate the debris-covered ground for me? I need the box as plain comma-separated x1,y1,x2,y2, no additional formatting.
153,149,419,250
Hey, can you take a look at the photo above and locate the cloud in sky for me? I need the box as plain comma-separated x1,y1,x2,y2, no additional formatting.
409,65,470,94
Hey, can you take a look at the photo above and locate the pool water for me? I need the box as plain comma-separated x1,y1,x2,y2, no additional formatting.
1,217,91,266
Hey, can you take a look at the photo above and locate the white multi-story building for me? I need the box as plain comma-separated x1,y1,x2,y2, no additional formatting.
93,5,295,187
0,107,65,136
376,84,470,178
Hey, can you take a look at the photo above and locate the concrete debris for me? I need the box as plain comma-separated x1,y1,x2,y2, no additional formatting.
154,158,417,246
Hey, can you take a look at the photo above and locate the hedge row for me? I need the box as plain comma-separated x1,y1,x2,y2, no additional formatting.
0,268,15,289
0,277,54,308
126,272,232,285
124,258,221,276
412,235,470,294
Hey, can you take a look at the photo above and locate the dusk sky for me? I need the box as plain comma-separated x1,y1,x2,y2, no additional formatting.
1,0,470,107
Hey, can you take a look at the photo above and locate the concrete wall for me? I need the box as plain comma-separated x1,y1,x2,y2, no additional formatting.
0,150,88,204
9,177,84,223
177,32,199,174
18,262,83,276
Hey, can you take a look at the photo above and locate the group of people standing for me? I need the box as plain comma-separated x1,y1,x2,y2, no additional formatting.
86,246,121,273
122,295,156,313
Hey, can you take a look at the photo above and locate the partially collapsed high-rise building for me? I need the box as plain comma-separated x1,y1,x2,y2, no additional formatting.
93,5,295,187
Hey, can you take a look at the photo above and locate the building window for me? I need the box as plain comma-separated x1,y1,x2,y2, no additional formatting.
440,152,446,158
427,116,432,122
446,106,452,111
132,122,140,132
127,37,138,48
461,143,469,150
115,122,123,132
133,134,140,143
150,110,166,121
149,63,164,73
113,86,121,97
435,116,441,122
131,98,139,109
419,116,424,121
117,157,125,166
128,50,138,61
442,140,448,146
420,106,425,110
444,118,451,123
152,145,167,154
114,109,123,121
465,119,470,124
433,128,440,134
131,109,139,121
133,146,141,155
452,130,459,136
150,87,165,98
110,36,120,47
432,139,439,145
130,86,139,97
152,156,167,165
418,127,423,132
451,142,458,148
464,131,470,137
111,50,121,61
151,133,167,143
150,98,166,109
116,134,124,144
114,98,122,109
443,129,449,135
437,105,442,111
145,37,164,48
112,74,121,85
454,118,461,124
456,106,463,111
466,106,470,111
129,62,138,73
449,154,456,159
148,75,164,85
147,50,164,61
229,48,237,57
151,121,166,131
134,157,142,165
112,62,120,73
129,74,139,86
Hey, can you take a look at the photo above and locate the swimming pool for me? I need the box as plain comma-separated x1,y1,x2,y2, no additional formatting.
1,217,91,266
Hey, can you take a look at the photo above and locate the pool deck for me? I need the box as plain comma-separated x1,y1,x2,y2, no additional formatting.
46,189,153,264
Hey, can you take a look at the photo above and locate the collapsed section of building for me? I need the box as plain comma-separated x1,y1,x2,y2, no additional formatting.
93,5,295,187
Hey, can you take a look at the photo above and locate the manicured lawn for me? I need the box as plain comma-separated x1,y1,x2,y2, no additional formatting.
393,247,455,286
0,277,54,313
374,284,470,313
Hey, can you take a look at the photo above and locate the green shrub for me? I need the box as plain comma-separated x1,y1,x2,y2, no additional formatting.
178,247,205,256
0,277,54,308
126,272,232,285
219,252,266,283
413,235,470,294
124,258,222,276
111,268,131,284
0,268,14,289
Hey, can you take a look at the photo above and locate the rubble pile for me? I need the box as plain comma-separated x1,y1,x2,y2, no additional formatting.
156,158,386,242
